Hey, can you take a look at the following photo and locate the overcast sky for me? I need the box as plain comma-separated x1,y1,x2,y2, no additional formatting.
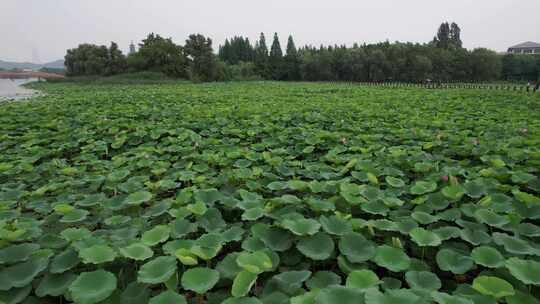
1,0,539,63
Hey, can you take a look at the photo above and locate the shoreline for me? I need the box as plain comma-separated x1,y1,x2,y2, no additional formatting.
0,78,43,102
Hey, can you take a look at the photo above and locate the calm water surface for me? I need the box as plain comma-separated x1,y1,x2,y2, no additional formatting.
0,78,40,101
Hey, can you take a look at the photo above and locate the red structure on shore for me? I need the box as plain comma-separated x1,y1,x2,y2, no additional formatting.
0,71,65,79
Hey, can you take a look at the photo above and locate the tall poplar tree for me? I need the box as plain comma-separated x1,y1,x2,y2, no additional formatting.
434,22,451,49
284,35,300,80
269,33,284,79
255,32,269,77
450,23,463,48
270,33,283,58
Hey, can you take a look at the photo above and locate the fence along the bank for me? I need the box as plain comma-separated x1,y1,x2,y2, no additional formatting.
352,81,540,92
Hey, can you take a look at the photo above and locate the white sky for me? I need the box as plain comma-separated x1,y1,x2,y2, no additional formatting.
1,0,539,62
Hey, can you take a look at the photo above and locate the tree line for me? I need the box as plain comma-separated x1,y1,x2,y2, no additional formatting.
64,23,540,82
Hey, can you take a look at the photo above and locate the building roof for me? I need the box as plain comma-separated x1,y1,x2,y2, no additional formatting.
509,41,540,49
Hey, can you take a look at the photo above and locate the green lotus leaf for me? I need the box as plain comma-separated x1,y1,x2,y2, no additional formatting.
518,222,540,237
120,243,154,261
370,219,398,231
373,245,410,272
222,297,263,304
181,267,220,294
512,189,540,205
191,233,223,260
346,269,380,290
364,289,419,304
77,193,107,207
472,276,515,298
104,215,131,226
60,227,92,242
291,291,318,304
410,227,442,247
236,251,273,274
441,185,465,201
50,248,80,273
282,218,321,236
383,197,405,208
216,253,242,280
254,225,293,252
171,218,198,238
242,208,265,221
315,285,365,304
506,290,540,304
118,282,148,304
511,172,536,184
232,270,258,297
0,243,40,264
474,209,509,227
297,232,334,260
288,180,309,191
79,245,117,264
69,270,117,304
125,191,153,205
107,169,130,182
141,225,170,246
267,181,287,190
463,180,488,198
36,273,77,297
361,201,389,215
54,203,74,214
0,256,48,289
492,232,535,255
436,249,473,274
433,226,461,241
175,248,198,265
194,188,223,205
149,290,187,304
186,201,208,215
319,215,352,235
0,285,32,304
459,228,491,246
60,209,89,223
505,257,540,285
405,271,441,290
338,232,376,263
138,256,177,284
385,176,405,188
410,181,437,195
271,270,312,294
306,271,341,290
470,246,504,268
430,292,474,304
411,211,438,224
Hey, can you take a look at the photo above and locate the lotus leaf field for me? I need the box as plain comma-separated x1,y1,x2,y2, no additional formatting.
1,81,540,304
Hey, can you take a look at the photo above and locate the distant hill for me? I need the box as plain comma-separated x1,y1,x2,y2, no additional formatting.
0,59,65,70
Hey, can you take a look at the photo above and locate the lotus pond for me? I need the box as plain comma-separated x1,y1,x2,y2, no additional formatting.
1,81,540,304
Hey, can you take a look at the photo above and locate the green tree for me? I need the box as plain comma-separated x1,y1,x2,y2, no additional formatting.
469,48,501,81
434,22,451,49
64,43,109,76
105,42,127,75
268,33,284,79
284,35,300,80
450,23,463,48
132,33,189,78
185,34,218,82
254,33,269,77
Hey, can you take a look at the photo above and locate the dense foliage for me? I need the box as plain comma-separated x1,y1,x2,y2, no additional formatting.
64,23,540,83
65,42,127,77
1,82,540,303
502,54,540,82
